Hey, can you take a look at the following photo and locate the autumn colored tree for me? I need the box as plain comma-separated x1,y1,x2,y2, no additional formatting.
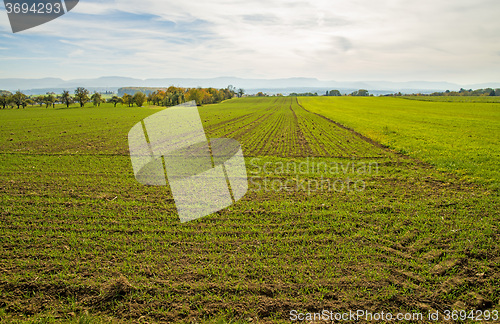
186,88,204,106
149,90,163,106
147,92,154,105
118,86,237,107
221,87,235,100
122,93,133,107
133,92,147,107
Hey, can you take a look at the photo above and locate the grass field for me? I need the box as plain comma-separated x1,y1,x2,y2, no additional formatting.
0,98,499,323
299,96,500,189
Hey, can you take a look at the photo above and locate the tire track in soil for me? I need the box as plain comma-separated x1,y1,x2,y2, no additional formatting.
288,98,315,157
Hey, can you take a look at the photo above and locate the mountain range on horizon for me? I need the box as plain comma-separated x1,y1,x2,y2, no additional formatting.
1,76,499,95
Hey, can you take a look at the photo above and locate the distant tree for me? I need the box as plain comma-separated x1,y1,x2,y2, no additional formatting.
226,85,236,98
61,90,73,108
147,92,154,105
122,93,133,107
133,92,147,107
118,86,234,106
44,93,56,108
165,88,185,106
12,91,27,109
176,91,186,105
35,95,45,107
328,90,341,96
91,92,103,107
186,88,204,106
75,87,90,107
358,89,369,96
207,87,222,102
0,93,9,109
237,88,245,98
201,89,213,105
256,92,267,97
289,92,317,97
351,89,369,97
108,95,123,107
489,90,496,96
152,90,165,106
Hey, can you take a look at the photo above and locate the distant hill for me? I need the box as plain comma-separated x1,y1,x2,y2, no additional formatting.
1,76,499,95
118,87,169,96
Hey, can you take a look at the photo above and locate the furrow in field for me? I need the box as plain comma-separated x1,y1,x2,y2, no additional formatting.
204,102,277,136
291,98,385,157
203,97,388,158
294,98,388,154
288,98,314,156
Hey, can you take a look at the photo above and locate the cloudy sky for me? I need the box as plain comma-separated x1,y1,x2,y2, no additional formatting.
1,0,499,83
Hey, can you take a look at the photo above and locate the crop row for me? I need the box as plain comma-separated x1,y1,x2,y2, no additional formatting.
202,97,387,158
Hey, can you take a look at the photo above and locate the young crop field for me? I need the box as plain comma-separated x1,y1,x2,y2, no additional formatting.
299,96,500,190
199,97,385,158
0,98,499,323
402,96,500,104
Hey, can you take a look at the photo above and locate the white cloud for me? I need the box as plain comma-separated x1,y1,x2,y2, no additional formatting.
0,0,499,83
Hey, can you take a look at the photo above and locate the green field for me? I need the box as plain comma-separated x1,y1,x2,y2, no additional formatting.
0,98,499,323
300,97,500,189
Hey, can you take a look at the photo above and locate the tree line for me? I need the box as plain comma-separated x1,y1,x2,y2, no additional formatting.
289,89,371,97
0,85,243,109
383,88,500,97
428,88,499,97
145,86,241,107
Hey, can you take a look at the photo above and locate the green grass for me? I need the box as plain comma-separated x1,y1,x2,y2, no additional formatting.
0,98,499,323
299,96,500,189
0,103,163,155
402,96,500,103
